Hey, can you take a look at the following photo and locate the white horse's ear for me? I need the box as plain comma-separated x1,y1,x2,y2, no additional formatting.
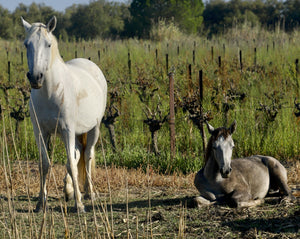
229,120,237,134
21,17,31,32
206,122,214,134
47,16,57,33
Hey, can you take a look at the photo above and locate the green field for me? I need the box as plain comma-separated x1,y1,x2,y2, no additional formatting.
1,27,300,173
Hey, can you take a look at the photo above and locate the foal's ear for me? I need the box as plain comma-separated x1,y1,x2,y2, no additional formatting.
21,17,31,32
229,120,237,134
47,16,57,33
206,122,215,134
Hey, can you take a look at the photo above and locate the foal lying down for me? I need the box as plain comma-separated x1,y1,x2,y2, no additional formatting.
194,121,295,208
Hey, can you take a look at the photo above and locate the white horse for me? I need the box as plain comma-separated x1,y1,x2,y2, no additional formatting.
22,16,107,212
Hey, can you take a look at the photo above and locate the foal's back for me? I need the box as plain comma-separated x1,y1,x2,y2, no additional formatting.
231,155,289,199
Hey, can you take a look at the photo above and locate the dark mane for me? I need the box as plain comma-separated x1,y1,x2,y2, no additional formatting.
204,127,231,165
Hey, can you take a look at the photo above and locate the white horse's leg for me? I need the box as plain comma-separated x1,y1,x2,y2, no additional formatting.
83,126,99,200
34,132,50,212
63,173,73,201
64,142,81,201
64,131,85,213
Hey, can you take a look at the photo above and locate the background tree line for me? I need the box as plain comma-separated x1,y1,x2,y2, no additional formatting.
0,0,299,40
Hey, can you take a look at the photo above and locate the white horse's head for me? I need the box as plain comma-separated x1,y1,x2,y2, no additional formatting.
207,121,236,178
22,16,57,89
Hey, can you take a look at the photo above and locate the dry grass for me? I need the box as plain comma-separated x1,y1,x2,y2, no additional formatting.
286,159,300,198
0,161,299,238
0,161,196,198
1,159,299,202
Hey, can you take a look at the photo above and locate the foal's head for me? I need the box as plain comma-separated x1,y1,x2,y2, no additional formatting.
206,121,237,178
21,16,57,89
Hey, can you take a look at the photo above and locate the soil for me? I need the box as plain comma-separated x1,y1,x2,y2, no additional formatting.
0,161,299,238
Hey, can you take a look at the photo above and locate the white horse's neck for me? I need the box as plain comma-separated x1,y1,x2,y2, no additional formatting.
39,37,65,98
49,37,64,68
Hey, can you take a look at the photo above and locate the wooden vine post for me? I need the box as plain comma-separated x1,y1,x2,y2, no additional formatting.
168,72,176,162
21,52,24,65
199,70,206,153
239,50,243,72
296,59,299,78
166,54,169,73
128,52,131,81
254,47,257,66
8,61,11,81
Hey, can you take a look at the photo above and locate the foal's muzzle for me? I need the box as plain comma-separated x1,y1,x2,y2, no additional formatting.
27,72,44,89
220,167,232,178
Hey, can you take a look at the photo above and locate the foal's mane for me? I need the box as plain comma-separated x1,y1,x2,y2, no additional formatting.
204,127,231,165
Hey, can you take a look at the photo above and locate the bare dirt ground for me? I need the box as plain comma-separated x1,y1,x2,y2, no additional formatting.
0,160,299,238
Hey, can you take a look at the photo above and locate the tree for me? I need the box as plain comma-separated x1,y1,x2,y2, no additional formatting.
126,0,204,38
170,0,204,34
0,6,13,39
203,0,229,35
12,3,58,39
203,0,288,35
283,0,300,31
67,0,128,39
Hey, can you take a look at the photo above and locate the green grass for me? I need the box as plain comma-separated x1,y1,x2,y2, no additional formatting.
0,27,300,174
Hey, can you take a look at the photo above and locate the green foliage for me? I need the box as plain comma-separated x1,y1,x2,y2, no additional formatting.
170,0,204,34
150,19,184,41
67,0,128,40
1,0,300,40
0,26,299,174
203,0,299,36
0,6,14,39
127,0,204,38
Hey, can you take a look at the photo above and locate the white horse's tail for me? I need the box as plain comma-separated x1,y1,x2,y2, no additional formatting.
77,133,96,190
77,133,86,189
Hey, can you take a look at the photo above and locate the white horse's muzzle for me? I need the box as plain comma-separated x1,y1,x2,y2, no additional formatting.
27,72,44,89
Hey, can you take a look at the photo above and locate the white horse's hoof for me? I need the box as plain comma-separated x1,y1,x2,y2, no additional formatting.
34,201,48,213
76,205,86,213
64,174,74,201
65,191,74,202
84,192,96,201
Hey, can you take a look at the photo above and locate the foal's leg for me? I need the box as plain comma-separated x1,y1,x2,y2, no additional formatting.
64,131,85,212
265,157,295,200
230,189,263,208
193,170,216,207
237,199,264,208
83,126,99,200
229,182,265,208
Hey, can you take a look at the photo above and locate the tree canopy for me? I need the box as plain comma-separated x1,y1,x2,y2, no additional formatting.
0,0,298,40
126,0,204,38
